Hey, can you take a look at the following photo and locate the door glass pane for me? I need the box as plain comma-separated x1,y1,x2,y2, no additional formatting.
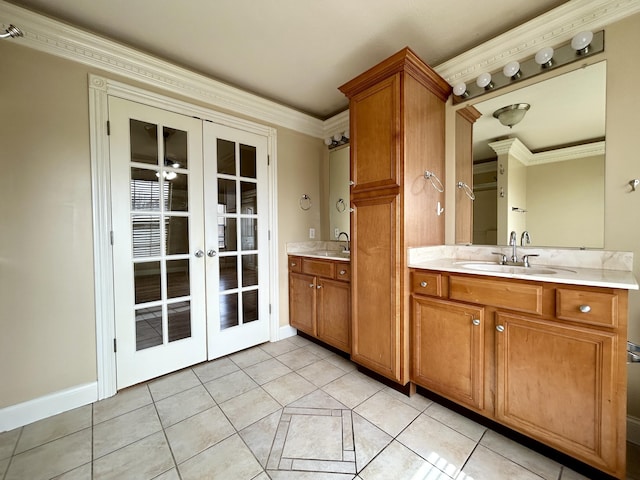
243,290,258,324
241,218,257,251
164,127,188,169
134,261,161,303
241,181,257,214
242,255,258,287
219,218,237,252
131,168,161,211
168,300,191,342
166,216,189,255
167,259,189,298
132,215,162,257
240,144,256,178
218,178,237,213
217,139,235,175
130,120,158,165
164,173,188,212
219,257,238,291
135,305,163,350
220,293,238,329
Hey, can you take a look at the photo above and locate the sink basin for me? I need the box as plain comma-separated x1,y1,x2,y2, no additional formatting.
306,250,350,259
456,262,559,275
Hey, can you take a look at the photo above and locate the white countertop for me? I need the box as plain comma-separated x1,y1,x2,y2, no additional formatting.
408,246,638,290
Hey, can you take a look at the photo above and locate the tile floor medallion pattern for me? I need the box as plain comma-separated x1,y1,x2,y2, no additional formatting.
1,334,639,480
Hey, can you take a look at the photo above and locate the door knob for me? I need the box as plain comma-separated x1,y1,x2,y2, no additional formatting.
194,249,204,258
207,249,216,257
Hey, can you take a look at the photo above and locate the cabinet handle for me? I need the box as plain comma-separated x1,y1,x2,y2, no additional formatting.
472,319,481,326
309,283,315,288
579,305,591,313
496,325,505,332
420,281,428,287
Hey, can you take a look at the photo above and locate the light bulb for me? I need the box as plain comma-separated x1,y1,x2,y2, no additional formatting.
333,133,342,142
476,72,493,90
535,47,554,68
502,61,521,80
324,137,332,146
571,31,593,54
342,131,349,140
453,82,468,97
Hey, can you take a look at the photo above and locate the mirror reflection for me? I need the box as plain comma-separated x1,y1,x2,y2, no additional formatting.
329,146,350,240
469,61,606,248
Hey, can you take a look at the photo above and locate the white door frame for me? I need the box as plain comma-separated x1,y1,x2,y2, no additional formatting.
88,74,280,400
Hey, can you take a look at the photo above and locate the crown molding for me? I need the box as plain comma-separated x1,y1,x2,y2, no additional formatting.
3,0,639,137
489,138,606,166
0,0,325,138
435,0,640,85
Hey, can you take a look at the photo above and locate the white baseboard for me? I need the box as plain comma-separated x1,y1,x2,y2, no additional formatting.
629,415,640,445
0,382,98,432
279,325,297,340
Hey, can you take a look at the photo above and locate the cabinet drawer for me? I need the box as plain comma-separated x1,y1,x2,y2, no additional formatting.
556,289,618,327
335,264,351,282
450,275,543,315
288,256,302,273
302,259,335,278
411,271,442,297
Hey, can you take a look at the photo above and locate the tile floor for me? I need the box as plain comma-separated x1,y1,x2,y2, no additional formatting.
1,335,639,480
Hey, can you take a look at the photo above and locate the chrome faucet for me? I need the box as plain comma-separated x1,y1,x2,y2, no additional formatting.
509,231,518,262
337,231,350,252
521,231,531,247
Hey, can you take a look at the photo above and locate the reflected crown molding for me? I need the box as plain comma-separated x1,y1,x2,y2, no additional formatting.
489,138,606,166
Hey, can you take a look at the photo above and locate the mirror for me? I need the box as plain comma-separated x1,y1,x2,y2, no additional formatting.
329,146,350,240
466,61,606,248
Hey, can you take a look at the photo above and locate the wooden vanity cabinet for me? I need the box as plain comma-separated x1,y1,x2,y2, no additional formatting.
288,256,351,353
410,269,628,479
339,47,451,384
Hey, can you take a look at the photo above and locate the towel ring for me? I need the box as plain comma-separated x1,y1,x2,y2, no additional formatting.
299,194,312,211
424,170,444,193
336,198,346,212
457,181,475,200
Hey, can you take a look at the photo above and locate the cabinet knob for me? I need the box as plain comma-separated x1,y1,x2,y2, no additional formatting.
291,262,297,267
472,319,481,326
316,285,322,289
579,305,591,313
496,325,505,332
420,281,428,288
309,283,315,288
349,180,354,186
339,270,346,275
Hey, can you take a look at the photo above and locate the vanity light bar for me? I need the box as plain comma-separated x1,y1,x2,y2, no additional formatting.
452,30,604,104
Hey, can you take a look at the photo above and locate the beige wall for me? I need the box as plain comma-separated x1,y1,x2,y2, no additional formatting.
603,12,640,419
0,40,323,408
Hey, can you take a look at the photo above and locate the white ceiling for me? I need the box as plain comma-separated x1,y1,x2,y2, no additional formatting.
5,0,568,119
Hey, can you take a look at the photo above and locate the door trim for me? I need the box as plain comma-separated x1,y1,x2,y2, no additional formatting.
89,74,279,400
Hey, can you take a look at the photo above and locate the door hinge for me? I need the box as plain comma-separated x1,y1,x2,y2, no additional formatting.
107,120,111,135
269,304,272,314
113,338,117,352
267,155,270,166
110,231,114,245
268,230,271,241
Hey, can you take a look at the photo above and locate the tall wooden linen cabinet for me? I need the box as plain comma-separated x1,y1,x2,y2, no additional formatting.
339,48,451,384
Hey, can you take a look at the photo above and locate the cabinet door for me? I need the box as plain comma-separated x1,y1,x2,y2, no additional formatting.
317,278,351,353
351,193,401,381
411,297,484,410
289,272,316,335
350,74,400,193
495,312,618,473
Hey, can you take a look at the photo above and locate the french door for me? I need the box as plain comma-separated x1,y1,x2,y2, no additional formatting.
109,97,269,389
